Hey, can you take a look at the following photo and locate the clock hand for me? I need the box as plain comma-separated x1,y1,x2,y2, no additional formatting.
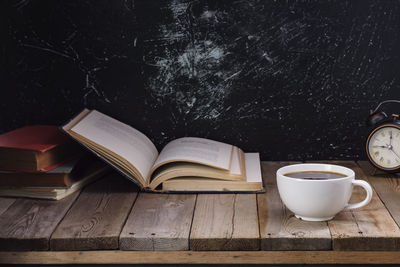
391,149,400,160
386,143,394,150
372,145,388,148
390,131,393,146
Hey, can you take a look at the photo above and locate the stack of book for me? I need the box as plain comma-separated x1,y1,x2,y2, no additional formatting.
0,125,110,200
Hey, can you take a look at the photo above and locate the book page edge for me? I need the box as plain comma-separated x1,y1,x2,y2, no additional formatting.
62,108,91,131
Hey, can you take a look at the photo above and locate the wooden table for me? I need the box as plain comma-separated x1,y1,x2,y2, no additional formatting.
1,161,400,264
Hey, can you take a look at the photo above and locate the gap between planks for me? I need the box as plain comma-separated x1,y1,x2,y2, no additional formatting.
357,161,400,237
0,191,81,251
120,193,197,251
50,174,139,250
2,161,400,252
312,160,400,250
257,161,332,250
190,193,260,250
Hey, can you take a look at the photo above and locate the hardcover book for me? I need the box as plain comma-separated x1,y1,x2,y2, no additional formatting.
0,125,81,172
0,158,110,200
62,109,264,193
0,154,99,188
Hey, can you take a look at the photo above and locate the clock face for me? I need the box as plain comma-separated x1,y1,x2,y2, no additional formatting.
367,125,400,170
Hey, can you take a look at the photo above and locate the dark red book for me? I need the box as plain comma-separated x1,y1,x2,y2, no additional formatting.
0,125,81,172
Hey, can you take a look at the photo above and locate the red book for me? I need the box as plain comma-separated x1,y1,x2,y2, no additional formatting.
0,125,82,172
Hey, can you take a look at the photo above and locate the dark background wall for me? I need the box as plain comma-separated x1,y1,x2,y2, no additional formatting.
2,0,400,160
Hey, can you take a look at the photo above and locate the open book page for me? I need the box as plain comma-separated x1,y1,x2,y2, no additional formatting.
161,153,263,192
150,137,234,176
69,110,158,181
147,147,245,189
230,147,246,176
243,153,262,182
148,152,245,190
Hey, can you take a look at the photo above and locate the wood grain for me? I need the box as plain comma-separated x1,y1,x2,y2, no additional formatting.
2,160,400,254
325,161,400,250
0,198,16,216
2,250,400,264
50,174,138,250
358,161,400,229
190,193,259,251
0,192,80,250
258,162,331,250
120,193,196,251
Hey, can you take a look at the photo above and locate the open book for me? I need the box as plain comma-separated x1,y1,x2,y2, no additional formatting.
62,109,264,192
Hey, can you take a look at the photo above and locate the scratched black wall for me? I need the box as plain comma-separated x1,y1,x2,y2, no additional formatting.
2,0,400,160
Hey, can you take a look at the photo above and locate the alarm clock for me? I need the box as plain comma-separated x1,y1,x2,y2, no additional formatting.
366,100,400,172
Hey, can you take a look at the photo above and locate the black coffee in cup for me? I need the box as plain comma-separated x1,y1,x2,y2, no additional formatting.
283,171,347,180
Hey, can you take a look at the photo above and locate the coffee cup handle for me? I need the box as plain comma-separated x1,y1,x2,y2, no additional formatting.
344,180,373,210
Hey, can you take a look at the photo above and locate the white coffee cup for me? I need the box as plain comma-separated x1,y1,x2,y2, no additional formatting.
276,163,373,221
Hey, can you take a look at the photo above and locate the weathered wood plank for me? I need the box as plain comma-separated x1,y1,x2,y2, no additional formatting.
190,193,259,251
358,160,400,229
50,174,138,250
0,192,80,250
2,251,400,265
120,193,196,251
258,162,332,250
325,161,400,250
0,198,16,216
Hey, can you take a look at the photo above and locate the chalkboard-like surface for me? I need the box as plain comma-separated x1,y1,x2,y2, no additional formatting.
2,0,400,160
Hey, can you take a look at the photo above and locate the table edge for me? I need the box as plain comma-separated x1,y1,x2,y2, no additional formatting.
1,250,399,264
